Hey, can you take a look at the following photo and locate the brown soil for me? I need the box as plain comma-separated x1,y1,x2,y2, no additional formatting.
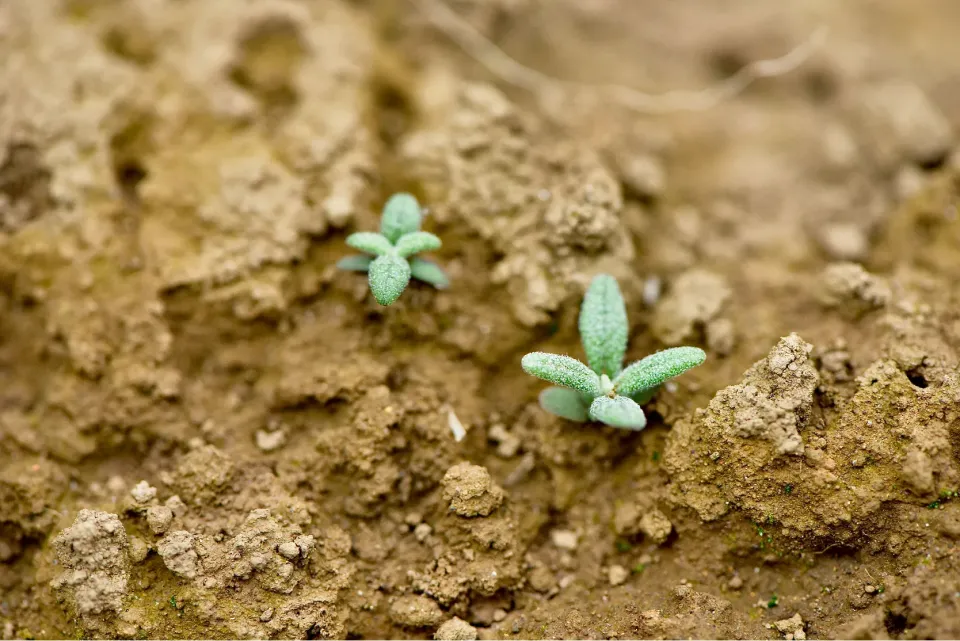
2,0,960,639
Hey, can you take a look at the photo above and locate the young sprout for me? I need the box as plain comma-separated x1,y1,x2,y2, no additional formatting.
337,193,449,305
521,274,706,430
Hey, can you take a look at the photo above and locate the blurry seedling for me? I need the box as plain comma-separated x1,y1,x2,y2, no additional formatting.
521,274,705,430
338,192,449,305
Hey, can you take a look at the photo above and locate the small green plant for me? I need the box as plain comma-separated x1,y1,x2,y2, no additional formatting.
521,274,705,430
337,192,449,305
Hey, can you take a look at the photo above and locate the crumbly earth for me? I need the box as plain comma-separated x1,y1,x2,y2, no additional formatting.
2,0,960,639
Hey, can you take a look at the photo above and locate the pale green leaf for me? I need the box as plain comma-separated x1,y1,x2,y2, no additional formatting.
337,254,373,272
588,395,647,430
579,274,628,377
410,258,450,289
614,346,706,398
538,386,589,422
395,231,441,258
368,254,411,305
380,192,422,243
346,232,394,256
521,352,601,398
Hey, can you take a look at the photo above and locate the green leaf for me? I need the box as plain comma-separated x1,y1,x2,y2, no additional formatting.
368,254,411,305
395,231,441,258
346,232,394,256
337,254,373,272
410,258,450,289
380,193,422,243
588,395,647,430
538,386,589,422
521,352,601,398
614,346,706,398
579,274,628,378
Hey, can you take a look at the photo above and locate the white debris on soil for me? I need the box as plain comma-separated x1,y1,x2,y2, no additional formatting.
448,408,467,442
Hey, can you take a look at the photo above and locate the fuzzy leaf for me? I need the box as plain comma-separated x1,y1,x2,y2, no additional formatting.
614,346,706,398
521,352,601,398
588,395,647,430
346,232,394,256
579,274,628,378
395,231,441,258
380,193,422,243
538,386,589,422
410,257,450,289
368,254,412,305
337,254,373,272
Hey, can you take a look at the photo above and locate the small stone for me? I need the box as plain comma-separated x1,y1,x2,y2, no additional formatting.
639,509,672,545
492,608,507,622
864,585,876,594
618,153,666,199
146,505,174,535
434,616,479,640
255,429,286,452
165,495,186,517
260,608,274,622
294,535,315,557
818,223,868,262
527,566,557,593
131,480,157,504
550,529,578,551
404,512,423,526
613,502,641,536
278,541,300,560
728,575,744,590
106,476,127,495
128,536,150,564
390,594,444,628
488,424,520,458
414,523,433,542
608,565,629,586
773,613,805,640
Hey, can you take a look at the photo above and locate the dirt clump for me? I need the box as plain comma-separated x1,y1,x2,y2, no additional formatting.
441,462,504,517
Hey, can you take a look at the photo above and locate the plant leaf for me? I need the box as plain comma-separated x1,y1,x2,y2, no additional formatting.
588,395,647,430
579,274,628,378
336,254,373,272
521,352,601,398
538,386,589,422
395,231,441,258
380,192,422,243
368,254,412,305
614,346,706,398
346,232,394,256
410,257,450,289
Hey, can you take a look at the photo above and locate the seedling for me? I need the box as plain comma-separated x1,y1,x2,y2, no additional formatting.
337,192,449,305
521,274,705,430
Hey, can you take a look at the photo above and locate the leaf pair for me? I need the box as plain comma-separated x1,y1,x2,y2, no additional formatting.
337,193,450,305
521,274,706,430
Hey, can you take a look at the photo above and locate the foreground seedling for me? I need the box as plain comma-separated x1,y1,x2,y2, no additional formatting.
522,274,705,430
338,193,449,305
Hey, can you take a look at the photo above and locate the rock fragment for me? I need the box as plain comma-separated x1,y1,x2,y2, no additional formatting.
390,594,444,628
434,616,479,640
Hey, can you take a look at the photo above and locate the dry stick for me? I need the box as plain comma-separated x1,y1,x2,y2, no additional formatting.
411,0,829,114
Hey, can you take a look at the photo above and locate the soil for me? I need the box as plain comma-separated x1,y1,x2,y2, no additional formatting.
2,0,960,639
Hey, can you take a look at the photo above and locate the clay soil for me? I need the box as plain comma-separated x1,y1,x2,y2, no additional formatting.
3,0,960,639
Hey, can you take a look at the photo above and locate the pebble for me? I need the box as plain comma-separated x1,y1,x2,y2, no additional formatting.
728,575,744,590
608,565,629,586
146,505,174,535
414,523,433,542
260,608,274,623
278,541,300,560
255,429,286,452
864,584,876,594
492,609,507,623
550,529,578,551
131,480,157,504
434,617,478,641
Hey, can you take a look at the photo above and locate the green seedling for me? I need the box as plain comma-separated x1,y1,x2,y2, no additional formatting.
338,192,449,305
521,274,705,430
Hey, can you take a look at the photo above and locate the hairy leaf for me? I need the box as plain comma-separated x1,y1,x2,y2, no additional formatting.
588,395,647,430
368,254,412,306
346,232,394,256
614,346,706,398
380,193,422,243
538,387,589,422
579,274,628,377
410,258,450,289
336,254,373,272
521,353,601,398
395,231,442,258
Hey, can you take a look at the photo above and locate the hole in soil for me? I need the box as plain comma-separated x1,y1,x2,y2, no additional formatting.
906,369,928,389
228,16,305,121
884,611,908,635
802,68,838,103
0,142,54,233
373,77,414,148
114,160,147,202
707,48,745,79
917,152,948,172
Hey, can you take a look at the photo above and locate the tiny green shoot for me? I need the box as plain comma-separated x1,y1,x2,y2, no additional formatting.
338,193,449,305
521,274,706,430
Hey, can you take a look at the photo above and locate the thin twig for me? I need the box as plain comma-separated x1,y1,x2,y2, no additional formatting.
411,0,829,114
